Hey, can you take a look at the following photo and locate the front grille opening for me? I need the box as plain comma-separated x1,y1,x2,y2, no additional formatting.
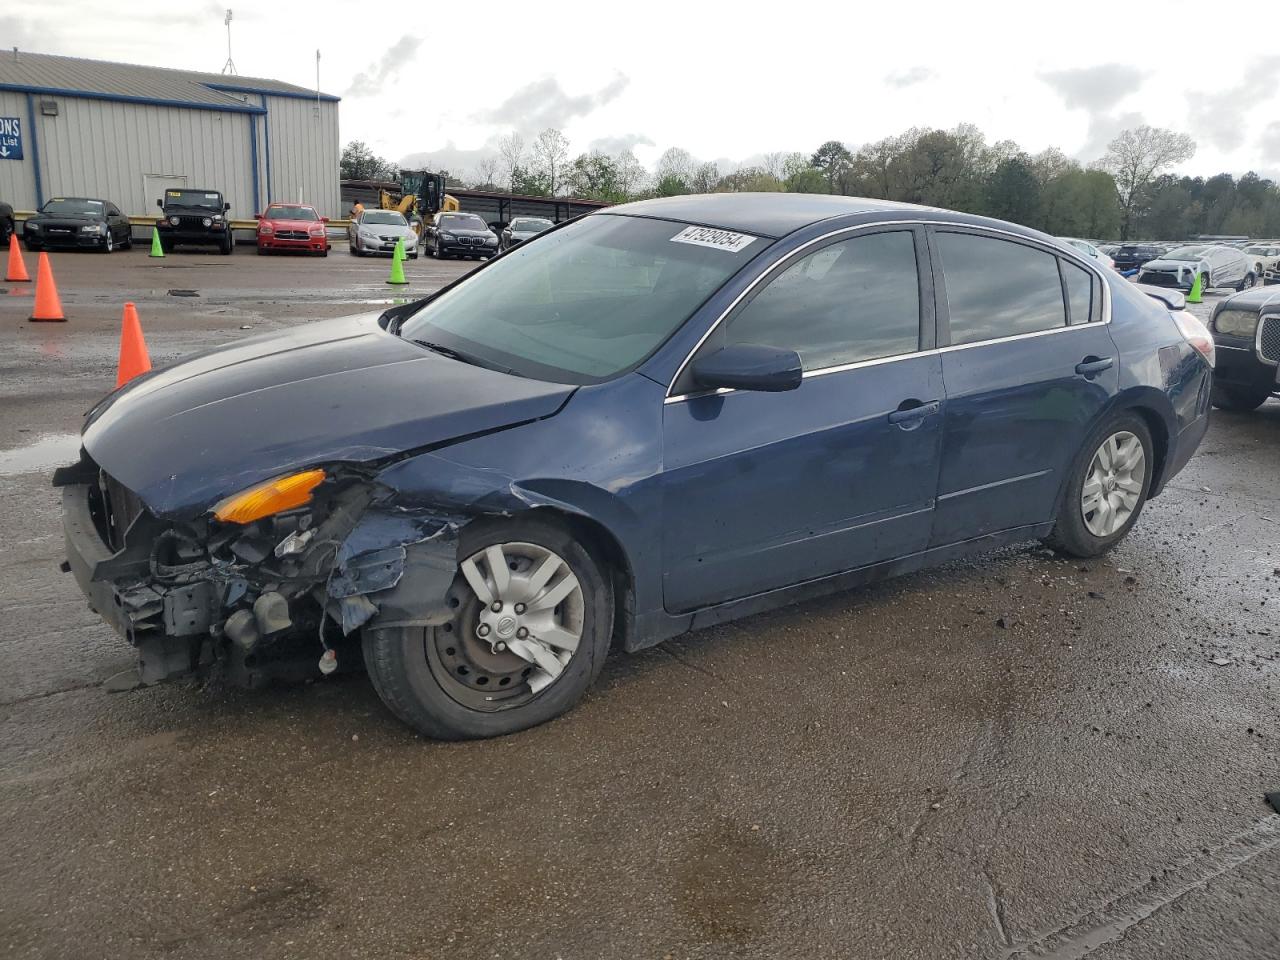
1260,316,1280,365
95,469,145,551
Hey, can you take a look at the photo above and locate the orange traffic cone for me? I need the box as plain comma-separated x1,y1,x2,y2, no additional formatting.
5,234,29,282
28,253,65,322
116,302,152,387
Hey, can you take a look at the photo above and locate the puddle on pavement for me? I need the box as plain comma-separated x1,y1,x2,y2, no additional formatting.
0,434,80,477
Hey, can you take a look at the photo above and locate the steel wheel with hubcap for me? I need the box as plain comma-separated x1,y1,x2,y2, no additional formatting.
1080,431,1145,537
362,516,613,739
1044,413,1154,558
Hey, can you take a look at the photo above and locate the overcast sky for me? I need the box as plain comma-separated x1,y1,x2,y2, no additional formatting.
6,0,1279,180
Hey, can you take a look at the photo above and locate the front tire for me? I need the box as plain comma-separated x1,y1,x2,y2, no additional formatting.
363,516,614,740
1043,413,1154,558
1211,383,1271,411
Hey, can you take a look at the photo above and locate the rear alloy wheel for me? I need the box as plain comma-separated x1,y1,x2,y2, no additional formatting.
1238,273,1256,291
363,517,613,739
1044,414,1153,558
1211,383,1271,411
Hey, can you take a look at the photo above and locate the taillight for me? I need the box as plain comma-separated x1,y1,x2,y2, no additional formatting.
1171,310,1215,368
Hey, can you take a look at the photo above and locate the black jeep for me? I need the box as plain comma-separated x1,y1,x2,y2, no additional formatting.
155,189,234,254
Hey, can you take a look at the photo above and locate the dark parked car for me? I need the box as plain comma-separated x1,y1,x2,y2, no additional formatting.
1112,244,1167,272
0,200,13,244
425,211,498,259
500,216,553,251
23,196,132,252
155,188,233,254
57,195,1213,740
1206,287,1280,409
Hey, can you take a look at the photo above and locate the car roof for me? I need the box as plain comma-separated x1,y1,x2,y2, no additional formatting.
602,193,951,239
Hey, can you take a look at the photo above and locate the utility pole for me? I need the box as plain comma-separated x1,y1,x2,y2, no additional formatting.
221,9,237,75
314,49,321,118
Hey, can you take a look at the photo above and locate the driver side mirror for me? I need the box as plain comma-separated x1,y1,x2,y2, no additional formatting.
223,203,231,212
155,198,163,209
321,216,330,223
691,343,803,393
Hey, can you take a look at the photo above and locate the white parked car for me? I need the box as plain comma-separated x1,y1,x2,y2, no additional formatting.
1059,237,1115,270
1242,242,1280,279
1137,244,1257,292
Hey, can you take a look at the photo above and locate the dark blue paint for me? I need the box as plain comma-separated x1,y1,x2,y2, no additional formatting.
248,114,261,215
80,196,1211,652
205,83,340,104
260,94,272,205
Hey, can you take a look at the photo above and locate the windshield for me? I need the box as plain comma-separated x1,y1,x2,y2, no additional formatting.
511,218,552,232
362,211,408,226
41,198,104,217
440,214,490,231
398,214,763,383
164,190,223,210
1244,245,1272,254
264,205,319,221
1164,245,1209,261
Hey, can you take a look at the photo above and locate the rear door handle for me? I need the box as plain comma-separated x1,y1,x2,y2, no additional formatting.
1075,357,1114,379
888,399,941,425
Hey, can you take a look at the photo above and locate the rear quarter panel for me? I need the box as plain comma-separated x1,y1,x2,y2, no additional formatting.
1105,275,1212,493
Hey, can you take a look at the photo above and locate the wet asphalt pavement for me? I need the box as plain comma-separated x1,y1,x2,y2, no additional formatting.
1,246,1278,959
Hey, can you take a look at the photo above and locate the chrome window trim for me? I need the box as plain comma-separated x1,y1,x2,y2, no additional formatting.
664,218,1112,405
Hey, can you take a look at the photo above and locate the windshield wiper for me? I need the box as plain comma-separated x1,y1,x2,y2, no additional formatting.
411,340,511,374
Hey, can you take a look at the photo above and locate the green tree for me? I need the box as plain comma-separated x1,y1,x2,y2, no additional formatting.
565,153,627,202
510,165,551,196
1099,125,1196,239
340,140,396,180
986,156,1042,227
811,140,854,194
654,174,690,197
784,167,829,194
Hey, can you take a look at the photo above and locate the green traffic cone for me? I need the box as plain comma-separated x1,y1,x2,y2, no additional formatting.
148,227,164,258
386,238,408,285
1187,270,1202,303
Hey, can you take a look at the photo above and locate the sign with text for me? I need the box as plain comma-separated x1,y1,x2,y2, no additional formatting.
0,117,22,160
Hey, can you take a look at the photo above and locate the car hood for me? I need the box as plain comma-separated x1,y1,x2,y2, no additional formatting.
1218,288,1280,312
359,222,414,235
82,313,576,519
1141,257,1201,271
265,218,323,230
31,213,102,225
441,228,493,237
510,229,544,239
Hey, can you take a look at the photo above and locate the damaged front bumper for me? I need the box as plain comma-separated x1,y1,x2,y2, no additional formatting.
57,458,464,688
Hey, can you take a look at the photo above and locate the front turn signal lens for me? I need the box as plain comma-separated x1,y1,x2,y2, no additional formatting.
212,469,325,524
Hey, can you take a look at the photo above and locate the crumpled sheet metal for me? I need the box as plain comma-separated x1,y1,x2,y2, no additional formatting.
327,505,462,634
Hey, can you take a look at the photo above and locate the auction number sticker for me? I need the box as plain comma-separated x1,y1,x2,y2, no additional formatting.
670,225,757,253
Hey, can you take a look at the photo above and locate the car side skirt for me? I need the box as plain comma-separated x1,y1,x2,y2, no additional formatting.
626,521,1054,651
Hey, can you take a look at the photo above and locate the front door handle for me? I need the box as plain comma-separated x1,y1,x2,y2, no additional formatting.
1075,357,1114,379
888,399,941,426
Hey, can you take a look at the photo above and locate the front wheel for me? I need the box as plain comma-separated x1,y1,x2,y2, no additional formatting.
363,516,613,740
100,230,114,253
1211,383,1271,411
1043,413,1153,558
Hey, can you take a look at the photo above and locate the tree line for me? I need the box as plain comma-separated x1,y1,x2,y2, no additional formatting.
341,124,1280,240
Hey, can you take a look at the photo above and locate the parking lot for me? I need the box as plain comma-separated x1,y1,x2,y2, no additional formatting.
1,245,1278,959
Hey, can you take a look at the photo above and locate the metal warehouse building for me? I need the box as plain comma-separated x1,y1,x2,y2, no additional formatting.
0,51,340,224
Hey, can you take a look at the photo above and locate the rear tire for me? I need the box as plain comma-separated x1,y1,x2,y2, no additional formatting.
1043,412,1154,558
1211,383,1271,411
222,234,234,255
1238,273,1257,291
363,515,614,740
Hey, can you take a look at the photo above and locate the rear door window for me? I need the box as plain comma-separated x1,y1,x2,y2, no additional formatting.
936,232,1067,344
1061,260,1096,325
724,230,922,369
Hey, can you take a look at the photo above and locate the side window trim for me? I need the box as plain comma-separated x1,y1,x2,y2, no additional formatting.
675,225,930,394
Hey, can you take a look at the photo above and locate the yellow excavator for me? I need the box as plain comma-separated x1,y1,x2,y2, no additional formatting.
377,170,459,237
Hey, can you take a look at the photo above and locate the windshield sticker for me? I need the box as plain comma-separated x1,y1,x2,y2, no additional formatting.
205,193,220,199
166,191,182,197
670,226,757,253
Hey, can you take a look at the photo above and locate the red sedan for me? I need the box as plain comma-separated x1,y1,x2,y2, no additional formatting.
255,203,330,256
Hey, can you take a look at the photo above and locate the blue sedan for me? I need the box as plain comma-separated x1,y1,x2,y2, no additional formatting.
58,194,1214,739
